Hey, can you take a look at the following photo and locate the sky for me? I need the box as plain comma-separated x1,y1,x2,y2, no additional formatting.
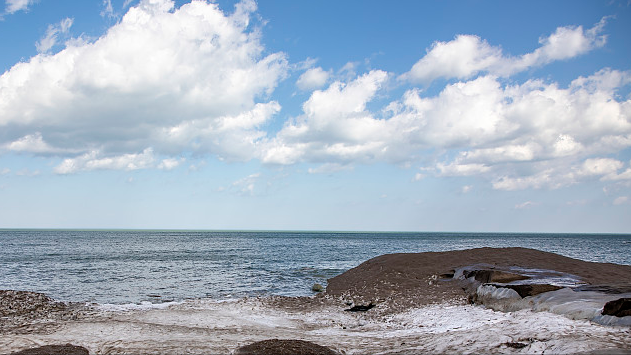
0,0,630,232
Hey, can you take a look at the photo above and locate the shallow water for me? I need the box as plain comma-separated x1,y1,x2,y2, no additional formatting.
1,230,630,304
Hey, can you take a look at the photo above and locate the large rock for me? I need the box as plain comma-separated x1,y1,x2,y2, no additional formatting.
236,339,338,355
602,298,631,317
10,344,89,355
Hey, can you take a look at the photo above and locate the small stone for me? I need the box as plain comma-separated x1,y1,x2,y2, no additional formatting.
311,283,324,292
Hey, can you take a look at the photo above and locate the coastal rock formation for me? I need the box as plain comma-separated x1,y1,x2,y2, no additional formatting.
9,344,89,355
235,339,339,355
602,298,631,317
325,247,631,313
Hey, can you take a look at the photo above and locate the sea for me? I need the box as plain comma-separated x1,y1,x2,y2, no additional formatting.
1,229,630,305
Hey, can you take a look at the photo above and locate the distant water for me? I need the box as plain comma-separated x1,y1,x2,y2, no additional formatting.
1,230,630,304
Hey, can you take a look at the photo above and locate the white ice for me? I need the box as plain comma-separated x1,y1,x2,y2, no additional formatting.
2,297,630,354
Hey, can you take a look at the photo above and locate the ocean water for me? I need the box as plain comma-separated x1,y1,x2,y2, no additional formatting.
1,230,630,305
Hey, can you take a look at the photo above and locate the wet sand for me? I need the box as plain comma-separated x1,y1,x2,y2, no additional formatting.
2,247,631,354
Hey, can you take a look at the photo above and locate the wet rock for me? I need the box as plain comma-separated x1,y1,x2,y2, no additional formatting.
311,283,324,292
236,339,339,355
344,303,375,312
464,269,530,284
602,298,631,317
10,344,89,355
491,284,563,298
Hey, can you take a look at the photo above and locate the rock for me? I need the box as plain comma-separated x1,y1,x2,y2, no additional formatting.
311,283,324,292
492,284,563,298
602,298,631,317
464,269,530,283
10,344,89,355
0,290,66,318
235,339,339,355
344,303,375,312
503,342,528,349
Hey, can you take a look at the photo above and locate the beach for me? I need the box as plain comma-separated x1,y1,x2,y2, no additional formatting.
2,247,631,354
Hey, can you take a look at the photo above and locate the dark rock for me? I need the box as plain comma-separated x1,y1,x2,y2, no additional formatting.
464,269,530,284
344,303,375,312
235,339,338,355
311,283,324,292
602,298,631,317
0,290,66,318
10,344,89,355
503,342,528,349
491,284,563,298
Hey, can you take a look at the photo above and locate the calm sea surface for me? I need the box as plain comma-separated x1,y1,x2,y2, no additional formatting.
1,230,630,304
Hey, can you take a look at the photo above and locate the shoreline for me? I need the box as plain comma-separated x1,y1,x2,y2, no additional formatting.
2,247,631,354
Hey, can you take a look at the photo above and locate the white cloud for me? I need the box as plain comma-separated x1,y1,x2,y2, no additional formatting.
101,0,115,18
36,18,74,54
613,196,629,205
157,157,183,170
5,0,34,13
260,65,631,191
1,0,287,172
402,19,608,84
514,201,537,209
54,148,156,174
462,185,473,194
307,163,353,174
1,168,10,175
229,172,261,195
262,70,389,164
296,67,330,91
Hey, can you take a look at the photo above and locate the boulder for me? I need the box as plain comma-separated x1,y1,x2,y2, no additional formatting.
311,283,324,292
602,298,631,317
236,339,338,355
10,344,89,355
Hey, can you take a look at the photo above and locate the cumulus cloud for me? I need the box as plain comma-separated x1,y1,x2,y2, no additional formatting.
262,70,389,164
0,0,287,173
262,65,631,190
1,3,629,196
5,0,34,14
296,67,330,91
402,19,608,84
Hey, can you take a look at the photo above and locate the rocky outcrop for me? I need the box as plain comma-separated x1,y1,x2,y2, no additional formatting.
235,339,339,355
602,298,631,317
0,290,66,318
10,344,89,355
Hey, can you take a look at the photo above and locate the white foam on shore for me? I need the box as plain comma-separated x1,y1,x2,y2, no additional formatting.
92,300,183,312
3,297,630,354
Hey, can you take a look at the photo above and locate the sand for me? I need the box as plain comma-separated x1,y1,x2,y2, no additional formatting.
2,247,631,354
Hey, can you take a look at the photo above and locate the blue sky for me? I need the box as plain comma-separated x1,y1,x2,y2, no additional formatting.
1,0,630,232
